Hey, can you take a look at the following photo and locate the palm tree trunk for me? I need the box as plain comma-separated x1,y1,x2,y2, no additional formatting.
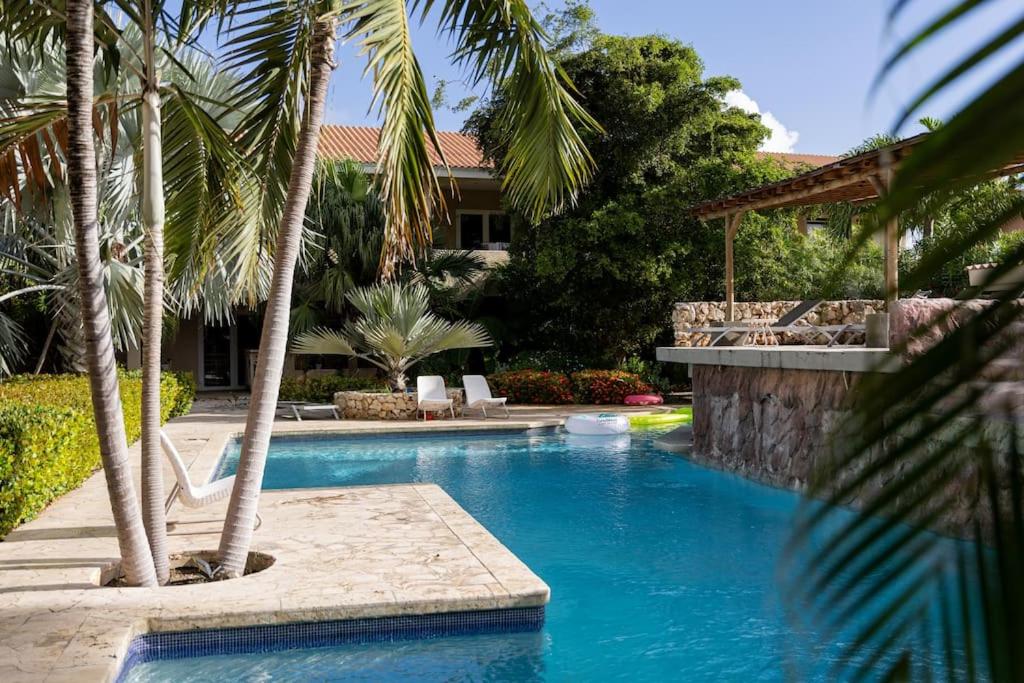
140,84,169,584
65,0,157,587
217,18,338,577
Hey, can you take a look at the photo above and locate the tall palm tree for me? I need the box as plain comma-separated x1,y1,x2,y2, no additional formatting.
63,0,158,587
782,2,1024,678
213,0,598,577
2,8,261,585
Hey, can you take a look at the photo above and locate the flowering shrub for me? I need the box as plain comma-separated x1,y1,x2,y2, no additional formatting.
487,370,575,405
570,370,654,405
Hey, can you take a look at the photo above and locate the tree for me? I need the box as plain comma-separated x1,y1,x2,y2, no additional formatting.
469,32,842,363
2,8,268,584
782,1,1024,679
214,0,598,577
62,0,158,587
292,282,491,391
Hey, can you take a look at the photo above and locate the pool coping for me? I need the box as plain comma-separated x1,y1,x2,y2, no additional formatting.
0,415,594,682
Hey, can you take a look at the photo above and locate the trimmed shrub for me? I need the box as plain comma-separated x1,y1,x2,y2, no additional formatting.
0,371,196,537
570,370,654,405
278,374,386,403
487,370,574,405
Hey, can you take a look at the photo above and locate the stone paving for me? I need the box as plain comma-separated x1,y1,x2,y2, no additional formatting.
0,403,662,681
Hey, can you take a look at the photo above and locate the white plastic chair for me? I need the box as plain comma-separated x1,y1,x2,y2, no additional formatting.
161,431,235,509
416,375,455,420
463,375,509,418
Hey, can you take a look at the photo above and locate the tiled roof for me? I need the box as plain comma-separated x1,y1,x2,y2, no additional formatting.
318,125,489,169
757,151,839,168
317,126,837,173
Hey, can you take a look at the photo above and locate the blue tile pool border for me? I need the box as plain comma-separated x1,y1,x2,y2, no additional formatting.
116,606,545,681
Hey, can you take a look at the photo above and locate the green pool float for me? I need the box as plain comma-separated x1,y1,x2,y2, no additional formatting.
629,406,692,428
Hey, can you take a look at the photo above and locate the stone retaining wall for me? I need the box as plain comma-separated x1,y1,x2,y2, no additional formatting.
672,300,883,346
690,363,1021,538
334,390,464,420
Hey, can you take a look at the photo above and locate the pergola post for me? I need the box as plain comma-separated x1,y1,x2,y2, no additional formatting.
724,212,744,322
869,171,899,309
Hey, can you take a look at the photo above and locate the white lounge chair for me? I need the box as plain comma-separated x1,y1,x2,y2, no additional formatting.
416,375,455,420
161,432,235,510
463,375,509,418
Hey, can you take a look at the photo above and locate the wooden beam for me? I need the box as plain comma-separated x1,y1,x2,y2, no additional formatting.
724,212,744,321
696,169,885,219
871,171,899,308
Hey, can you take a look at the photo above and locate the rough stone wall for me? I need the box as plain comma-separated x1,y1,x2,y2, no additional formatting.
890,298,1024,359
334,390,464,420
673,300,883,346
690,364,1020,538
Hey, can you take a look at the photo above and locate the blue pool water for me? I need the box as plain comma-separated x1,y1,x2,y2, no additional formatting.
126,428,965,681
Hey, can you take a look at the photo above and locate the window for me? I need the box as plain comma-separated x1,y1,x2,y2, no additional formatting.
490,213,512,244
458,213,485,249
457,211,511,249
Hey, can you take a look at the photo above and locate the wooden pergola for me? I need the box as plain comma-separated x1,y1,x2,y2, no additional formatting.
690,133,1024,321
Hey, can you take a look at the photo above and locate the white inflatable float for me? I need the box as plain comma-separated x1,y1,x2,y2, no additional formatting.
564,412,630,436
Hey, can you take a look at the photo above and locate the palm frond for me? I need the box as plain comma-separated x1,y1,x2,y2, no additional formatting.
782,3,1024,679
418,0,599,222
344,0,447,277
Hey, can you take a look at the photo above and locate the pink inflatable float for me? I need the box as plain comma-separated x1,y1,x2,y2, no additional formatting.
624,394,663,406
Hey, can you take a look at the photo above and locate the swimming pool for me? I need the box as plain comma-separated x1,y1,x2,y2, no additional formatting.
125,428,964,681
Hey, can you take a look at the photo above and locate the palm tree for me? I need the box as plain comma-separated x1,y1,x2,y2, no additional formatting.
292,282,491,390
2,10,262,584
62,0,157,587
782,2,1024,679
213,0,597,576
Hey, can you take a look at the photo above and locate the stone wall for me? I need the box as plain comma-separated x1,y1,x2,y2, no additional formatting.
334,390,464,420
672,300,883,346
690,363,1020,538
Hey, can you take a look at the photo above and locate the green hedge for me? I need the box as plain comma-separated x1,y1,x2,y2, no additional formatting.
0,371,196,537
278,374,386,403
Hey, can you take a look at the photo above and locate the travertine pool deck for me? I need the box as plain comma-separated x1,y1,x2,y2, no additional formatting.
0,404,665,681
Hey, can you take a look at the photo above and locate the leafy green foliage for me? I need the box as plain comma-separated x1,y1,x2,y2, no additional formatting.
470,32,877,363
487,369,574,404
504,349,586,374
570,370,652,404
278,374,386,403
0,371,195,536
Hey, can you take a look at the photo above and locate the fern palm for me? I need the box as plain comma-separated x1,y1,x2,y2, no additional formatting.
292,282,491,391
783,2,1024,679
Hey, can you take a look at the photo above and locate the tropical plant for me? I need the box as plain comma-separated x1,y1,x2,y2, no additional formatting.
215,0,597,578
292,283,491,391
2,3,263,584
781,2,1024,680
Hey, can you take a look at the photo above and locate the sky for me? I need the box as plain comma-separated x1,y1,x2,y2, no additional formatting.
324,0,1024,155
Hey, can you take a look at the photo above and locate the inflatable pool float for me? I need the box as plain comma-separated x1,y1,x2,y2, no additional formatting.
624,394,663,406
628,407,693,429
565,412,630,436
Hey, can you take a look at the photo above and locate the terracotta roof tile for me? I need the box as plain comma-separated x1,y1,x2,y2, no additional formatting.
756,151,839,168
318,125,489,169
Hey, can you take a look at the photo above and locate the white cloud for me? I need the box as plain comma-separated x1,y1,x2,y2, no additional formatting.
724,90,800,153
